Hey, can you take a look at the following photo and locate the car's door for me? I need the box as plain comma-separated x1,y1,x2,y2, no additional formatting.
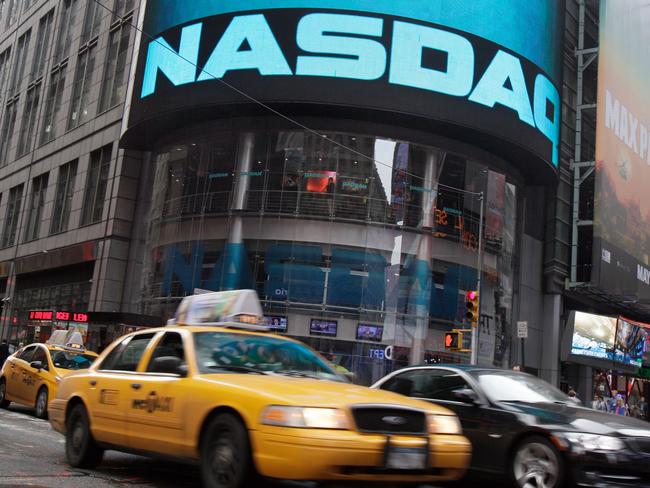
380,368,514,472
125,331,191,457
89,333,157,447
8,346,37,402
22,345,50,406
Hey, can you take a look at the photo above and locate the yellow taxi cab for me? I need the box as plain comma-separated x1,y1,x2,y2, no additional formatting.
49,290,471,488
0,331,98,418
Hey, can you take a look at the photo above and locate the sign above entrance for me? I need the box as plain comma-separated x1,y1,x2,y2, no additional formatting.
124,0,563,179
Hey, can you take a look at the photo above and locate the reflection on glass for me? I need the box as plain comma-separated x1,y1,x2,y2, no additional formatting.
141,129,520,384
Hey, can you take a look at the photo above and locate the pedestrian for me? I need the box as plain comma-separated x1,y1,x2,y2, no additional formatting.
326,177,336,215
614,394,628,416
0,339,9,368
607,389,618,413
592,395,608,412
512,364,521,372
568,388,581,405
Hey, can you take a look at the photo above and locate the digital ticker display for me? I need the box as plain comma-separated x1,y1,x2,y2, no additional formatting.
124,1,563,176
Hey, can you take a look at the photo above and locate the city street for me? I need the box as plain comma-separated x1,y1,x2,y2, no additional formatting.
0,406,492,488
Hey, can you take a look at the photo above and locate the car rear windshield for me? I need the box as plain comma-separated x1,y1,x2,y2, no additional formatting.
193,332,341,381
51,351,96,370
471,370,570,404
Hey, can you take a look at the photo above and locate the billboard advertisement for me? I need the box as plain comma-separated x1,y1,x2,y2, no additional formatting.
593,1,650,300
124,1,563,177
568,311,648,370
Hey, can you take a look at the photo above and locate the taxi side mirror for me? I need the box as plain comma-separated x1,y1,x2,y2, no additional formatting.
152,356,188,377
30,360,43,371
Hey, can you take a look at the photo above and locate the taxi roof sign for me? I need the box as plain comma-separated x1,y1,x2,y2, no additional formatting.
47,330,86,351
174,290,268,331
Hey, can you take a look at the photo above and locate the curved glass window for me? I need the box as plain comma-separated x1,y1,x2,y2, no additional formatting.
140,129,520,382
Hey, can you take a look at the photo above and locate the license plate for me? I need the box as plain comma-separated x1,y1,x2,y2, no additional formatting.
385,446,427,470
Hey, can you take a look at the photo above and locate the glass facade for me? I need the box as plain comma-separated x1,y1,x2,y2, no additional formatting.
141,129,519,385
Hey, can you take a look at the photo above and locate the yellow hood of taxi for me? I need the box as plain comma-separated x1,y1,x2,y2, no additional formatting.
200,374,453,415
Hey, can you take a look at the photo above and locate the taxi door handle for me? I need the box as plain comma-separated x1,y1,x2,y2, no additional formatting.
89,380,97,386
131,383,142,390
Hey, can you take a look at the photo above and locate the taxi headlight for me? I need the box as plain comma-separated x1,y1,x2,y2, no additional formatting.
564,432,625,452
428,414,462,435
261,406,350,430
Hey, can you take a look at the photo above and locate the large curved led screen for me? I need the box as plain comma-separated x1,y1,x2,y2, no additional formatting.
124,0,563,174
594,0,650,301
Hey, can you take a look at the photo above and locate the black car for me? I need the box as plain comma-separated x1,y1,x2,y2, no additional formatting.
372,365,650,488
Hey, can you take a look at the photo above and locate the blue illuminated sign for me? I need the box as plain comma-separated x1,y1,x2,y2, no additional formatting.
129,1,563,171
144,0,562,81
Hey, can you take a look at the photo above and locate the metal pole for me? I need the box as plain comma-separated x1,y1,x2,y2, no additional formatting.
471,192,484,366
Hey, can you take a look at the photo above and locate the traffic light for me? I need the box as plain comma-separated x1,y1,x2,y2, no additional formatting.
465,290,480,327
444,331,461,351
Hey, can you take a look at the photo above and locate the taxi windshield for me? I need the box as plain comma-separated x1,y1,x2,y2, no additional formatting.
51,350,96,370
194,332,342,381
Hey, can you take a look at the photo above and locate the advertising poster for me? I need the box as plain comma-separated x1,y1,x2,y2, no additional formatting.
593,1,650,300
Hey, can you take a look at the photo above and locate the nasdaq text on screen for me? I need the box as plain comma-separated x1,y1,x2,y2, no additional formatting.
140,12,560,166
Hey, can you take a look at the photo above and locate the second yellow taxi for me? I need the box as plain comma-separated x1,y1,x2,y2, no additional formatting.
0,331,98,418
49,290,471,488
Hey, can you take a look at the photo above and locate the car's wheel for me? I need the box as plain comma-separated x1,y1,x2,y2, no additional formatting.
0,378,10,408
200,413,257,488
65,403,104,468
512,436,564,488
35,387,48,419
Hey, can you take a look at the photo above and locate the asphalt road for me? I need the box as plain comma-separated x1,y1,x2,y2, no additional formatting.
0,405,492,488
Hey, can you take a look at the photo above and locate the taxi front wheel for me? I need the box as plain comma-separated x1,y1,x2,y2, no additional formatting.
200,413,258,488
35,387,48,419
66,404,104,468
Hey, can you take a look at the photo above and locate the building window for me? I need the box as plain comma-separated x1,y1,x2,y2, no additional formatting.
0,48,11,98
4,0,18,28
81,144,112,225
24,172,49,242
99,21,131,112
31,10,55,82
67,46,96,130
2,183,23,248
40,67,66,144
81,0,103,45
17,86,41,157
50,159,77,234
0,101,18,165
112,0,134,20
53,0,80,65
8,30,31,97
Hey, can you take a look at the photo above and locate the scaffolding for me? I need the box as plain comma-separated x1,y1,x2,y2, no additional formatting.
569,0,598,287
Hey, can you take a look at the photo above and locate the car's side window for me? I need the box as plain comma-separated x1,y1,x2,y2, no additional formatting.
97,338,130,371
17,346,37,362
146,332,185,373
427,369,472,401
31,347,49,371
99,334,155,372
380,370,435,398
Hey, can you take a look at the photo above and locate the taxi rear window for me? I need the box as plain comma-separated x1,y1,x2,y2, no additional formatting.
51,351,96,370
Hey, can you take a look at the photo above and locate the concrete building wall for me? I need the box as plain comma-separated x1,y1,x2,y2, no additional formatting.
0,0,143,338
